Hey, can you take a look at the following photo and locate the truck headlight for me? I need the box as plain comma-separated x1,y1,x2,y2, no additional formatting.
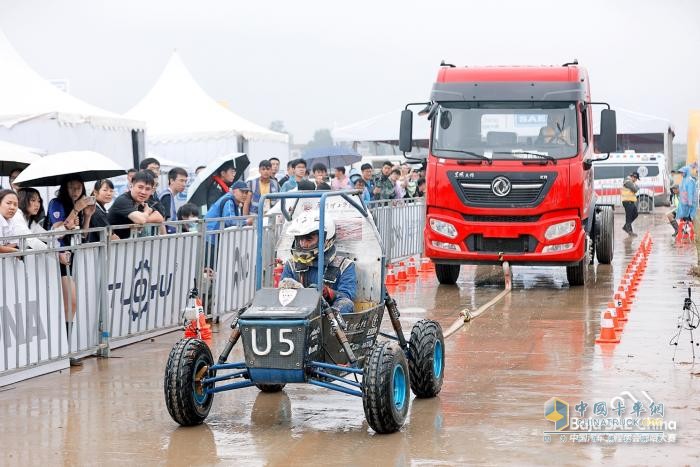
430,219,458,238
544,220,576,240
431,241,461,251
542,243,574,253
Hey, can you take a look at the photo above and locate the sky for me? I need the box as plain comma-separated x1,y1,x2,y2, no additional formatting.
0,0,698,143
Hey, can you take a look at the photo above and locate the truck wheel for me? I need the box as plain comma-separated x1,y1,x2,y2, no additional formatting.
595,207,614,264
255,383,286,393
362,341,410,434
638,195,653,214
408,319,445,398
164,338,215,426
566,259,587,286
435,264,460,285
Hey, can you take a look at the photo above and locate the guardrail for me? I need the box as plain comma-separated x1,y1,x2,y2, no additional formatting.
1,199,424,386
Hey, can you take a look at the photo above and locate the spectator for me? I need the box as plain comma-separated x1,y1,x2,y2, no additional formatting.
206,160,236,208
177,203,200,232
88,179,120,242
139,158,167,220
373,161,396,200
281,159,307,192
405,169,421,198
269,157,281,182
8,168,22,192
139,157,161,175
331,166,353,191
204,181,251,230
297,179,318,191
278,160,295,187
398,163,411,192
677,166,698,224
126,168,137,184
108,170,165,239
160,167,189,232
415,178,426,197
312,162,330,190
620,171,640,236
667,184,680,236
13,188,50,249
195,165,206,176
391,168,404,199
354,178,371,204
360,163,375,198
0,190,20,253
247,160,280,215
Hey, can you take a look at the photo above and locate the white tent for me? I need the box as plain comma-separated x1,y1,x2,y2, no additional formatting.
0,30,144,170
593,107,674,135
125,52,289,172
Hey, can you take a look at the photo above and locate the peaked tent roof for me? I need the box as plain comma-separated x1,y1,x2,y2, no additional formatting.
0,30,143,131
125,52,288,144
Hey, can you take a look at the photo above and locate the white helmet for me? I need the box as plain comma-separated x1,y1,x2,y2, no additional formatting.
287,210,336,265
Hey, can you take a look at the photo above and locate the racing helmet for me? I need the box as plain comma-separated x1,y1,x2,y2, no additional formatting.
287,210,336,265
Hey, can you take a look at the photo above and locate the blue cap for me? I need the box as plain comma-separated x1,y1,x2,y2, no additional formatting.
231,180,250,191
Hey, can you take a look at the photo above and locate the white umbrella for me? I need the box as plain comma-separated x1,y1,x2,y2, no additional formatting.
0,140,45,176
185,152,249,207
14,150,126,187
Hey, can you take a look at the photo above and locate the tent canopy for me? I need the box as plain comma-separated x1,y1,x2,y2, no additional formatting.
0,30,143,131
125,52,288,144
593,107,674,135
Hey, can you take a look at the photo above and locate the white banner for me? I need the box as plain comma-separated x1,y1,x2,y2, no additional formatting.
212,227,256,315
0,255,68,372
107,235,199,339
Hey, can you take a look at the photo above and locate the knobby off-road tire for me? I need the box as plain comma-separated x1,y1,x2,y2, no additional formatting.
255,383,287,393
595,207,614,264
435,264,460,285
362,341,410,434
164,338,215,426
408,319,445,398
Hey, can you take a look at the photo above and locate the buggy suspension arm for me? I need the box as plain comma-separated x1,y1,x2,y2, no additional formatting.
384,293,408,349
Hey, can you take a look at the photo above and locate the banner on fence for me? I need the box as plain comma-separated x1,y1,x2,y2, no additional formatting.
212,227,256,314
0,255,68,372
107,235,198,338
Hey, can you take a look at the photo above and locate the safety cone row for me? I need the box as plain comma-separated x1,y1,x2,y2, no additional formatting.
385,255,430,289
385,264,398,286
595,232,652,346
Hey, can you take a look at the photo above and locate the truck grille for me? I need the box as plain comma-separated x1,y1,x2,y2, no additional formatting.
449,171,557,208
464,214,541,223
466,234,538,253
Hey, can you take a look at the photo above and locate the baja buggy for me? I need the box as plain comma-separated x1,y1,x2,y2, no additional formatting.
164,191,445,433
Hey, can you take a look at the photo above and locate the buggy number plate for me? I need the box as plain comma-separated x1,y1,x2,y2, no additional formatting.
251,328,295,356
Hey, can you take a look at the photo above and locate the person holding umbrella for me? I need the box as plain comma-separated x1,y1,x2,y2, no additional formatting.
206,160,236,208
185,153,250,211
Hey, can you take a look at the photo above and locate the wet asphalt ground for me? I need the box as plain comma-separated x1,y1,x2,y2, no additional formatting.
1,212,699,466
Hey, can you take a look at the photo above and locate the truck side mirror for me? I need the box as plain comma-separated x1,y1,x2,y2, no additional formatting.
399,110,413,153
598,109,617,153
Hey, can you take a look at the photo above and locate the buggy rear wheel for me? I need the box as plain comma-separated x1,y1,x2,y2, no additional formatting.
362,341,410,434
164,338,215,426
408,319,445,398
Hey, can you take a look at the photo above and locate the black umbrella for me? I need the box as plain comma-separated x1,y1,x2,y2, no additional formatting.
185,152,249,206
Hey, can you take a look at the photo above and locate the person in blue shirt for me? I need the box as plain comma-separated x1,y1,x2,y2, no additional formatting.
677,166,698,222
280,211,356,314
353,178,371,205
281,159,307,192
204,181,251,231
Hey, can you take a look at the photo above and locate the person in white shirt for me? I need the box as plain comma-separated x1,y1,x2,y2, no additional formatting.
12,188,50,250
0,189,20,253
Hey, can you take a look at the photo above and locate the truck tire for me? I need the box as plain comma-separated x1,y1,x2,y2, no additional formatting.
435,264,460,285
566,259,587,286
408,319,445,398
362,341,410,434
595,207,614,264
638,195,653,214
164,338,215,426
255,383,286,393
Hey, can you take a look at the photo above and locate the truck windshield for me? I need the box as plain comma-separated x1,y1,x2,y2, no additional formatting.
432,102,579,160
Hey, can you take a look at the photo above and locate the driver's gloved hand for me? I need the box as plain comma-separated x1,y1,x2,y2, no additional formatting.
279,278,303,289
322,285,336,303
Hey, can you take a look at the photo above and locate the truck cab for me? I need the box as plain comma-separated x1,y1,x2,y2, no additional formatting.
400,63,617,285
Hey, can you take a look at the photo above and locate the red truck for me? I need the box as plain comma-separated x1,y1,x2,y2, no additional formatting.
400,61,618,286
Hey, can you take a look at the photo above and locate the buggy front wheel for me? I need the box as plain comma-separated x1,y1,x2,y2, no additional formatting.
164,338,215,426
408,319,445,398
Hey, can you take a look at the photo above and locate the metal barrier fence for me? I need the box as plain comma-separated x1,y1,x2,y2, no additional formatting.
367,197,426,264
1,201,422,386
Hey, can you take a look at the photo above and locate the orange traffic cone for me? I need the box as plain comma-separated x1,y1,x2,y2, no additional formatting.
420,257,433,272
607,302,623,331
198,311,212,343
613,293,627,322
385,264,398,286
407,256,418,277
617,286,631,313
397,261,409,282
595,310,620,344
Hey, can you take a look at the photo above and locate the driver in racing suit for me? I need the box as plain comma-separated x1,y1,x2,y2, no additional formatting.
279,211,356,314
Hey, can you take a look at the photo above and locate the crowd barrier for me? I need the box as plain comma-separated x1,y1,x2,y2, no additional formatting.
367,198,426,265
0,198,424,386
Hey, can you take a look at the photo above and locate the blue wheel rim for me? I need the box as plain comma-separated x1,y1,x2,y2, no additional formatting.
433,340,443,379
392,364,407,410
193,359,208,405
